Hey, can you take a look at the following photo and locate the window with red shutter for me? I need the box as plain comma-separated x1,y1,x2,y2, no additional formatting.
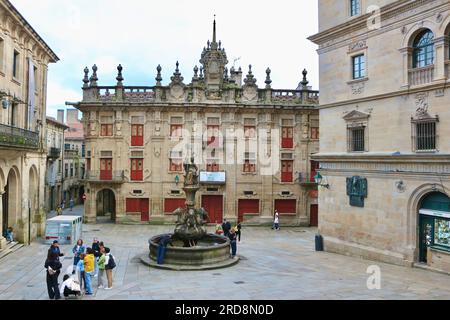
281,127,294,148
131,158,143,181
131,124,144,146
164,198,186,214
206,161,219,172
100,158,112,180
171,125,183,138
281,160,293,183
207,125,220,147
244,126,256,139
101,124,114,137
311,127,319,140
274,199,297,215
310,160,319,182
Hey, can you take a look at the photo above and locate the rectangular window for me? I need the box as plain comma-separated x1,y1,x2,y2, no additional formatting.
34,66,38,90
281,160,293,183
171,124,183,138
348,127,365,152
310,160,320,183
81,144,86,158
311,127,319,140
164,198,186,214
413,120,437,152
86,158,91,171
350,0,361,16
13,50,19,78
169,151,183,172
100,158,113,180
281,126,294,149
70,164,73,177
352,54,365,79
207,161,220,172
131,124,144,146
131,158,144,181
243,152,256,173
244,118,256,138
100,116,113,136
207,125,220,147
434,218,450,249
64,163,68,178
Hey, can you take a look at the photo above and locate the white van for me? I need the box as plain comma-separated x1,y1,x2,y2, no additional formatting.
45,216,83,245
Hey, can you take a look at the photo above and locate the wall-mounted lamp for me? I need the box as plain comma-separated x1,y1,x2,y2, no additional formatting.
175,175,180,185
314,171,330,189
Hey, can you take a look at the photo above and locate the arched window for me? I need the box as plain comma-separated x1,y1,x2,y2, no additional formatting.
413,30,434,68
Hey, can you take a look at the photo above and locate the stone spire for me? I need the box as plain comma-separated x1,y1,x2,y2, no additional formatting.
170,61,184,84
199,18,228,91
243,65,257,86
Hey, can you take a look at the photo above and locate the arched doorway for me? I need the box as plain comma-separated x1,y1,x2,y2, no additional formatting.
418,192,450,263
3,168,20,241
96,189,116,223
28,166,38,241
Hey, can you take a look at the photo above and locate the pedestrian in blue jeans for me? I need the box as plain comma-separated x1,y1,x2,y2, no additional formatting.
72,239,86,275
157,235,173,265
228,228,238,258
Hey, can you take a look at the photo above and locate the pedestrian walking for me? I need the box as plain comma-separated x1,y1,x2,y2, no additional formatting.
104,247,116,290
48,240,64,261
44,252,62,300
56,205,62,216
92,238,101,277
228,228,238,258
69,198,74,211
84,248,95,295
273,210,280,231
72,239,86,275
76,253,86,291
236,222,242,242
222,219,231,237
97,247,106,289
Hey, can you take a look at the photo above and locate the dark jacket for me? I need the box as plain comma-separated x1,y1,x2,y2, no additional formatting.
92,242,101,257
48,245,64,259
222,222,231,234
228,232,237,242
44,259,62,277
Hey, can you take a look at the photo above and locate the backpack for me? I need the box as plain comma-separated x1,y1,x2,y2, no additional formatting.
107,255,116,269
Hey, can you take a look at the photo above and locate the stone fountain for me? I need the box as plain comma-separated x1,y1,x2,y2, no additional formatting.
141,157,239,270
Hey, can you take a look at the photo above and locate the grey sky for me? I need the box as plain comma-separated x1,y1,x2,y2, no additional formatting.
11,0,319,118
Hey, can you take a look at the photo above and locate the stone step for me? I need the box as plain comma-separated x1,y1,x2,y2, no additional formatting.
0,241,24,260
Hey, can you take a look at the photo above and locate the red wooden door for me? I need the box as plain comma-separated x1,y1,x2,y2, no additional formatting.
131,159,143,181
281,127,293,148
310,204,318,227
202,195,223,224
131,124,144,146
100,159,112,180
238,199,259,223
281,160,293,183
274,199,297,214
140,198,149,222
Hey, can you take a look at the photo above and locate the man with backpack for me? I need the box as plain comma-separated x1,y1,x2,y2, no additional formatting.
104,247,116,290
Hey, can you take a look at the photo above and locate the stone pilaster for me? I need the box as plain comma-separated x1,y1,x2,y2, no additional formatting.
0,191,6,249
434,36,448,81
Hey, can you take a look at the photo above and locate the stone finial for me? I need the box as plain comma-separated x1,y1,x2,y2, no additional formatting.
199,66,204,80
265,67,272,88
243,64,257,86
300,68,309,89
89,64,98,86
207,40,210,49
155,64,162,85
230,66,235,73
193,65,199,81
116,64,124,85
83,67,89,87
219,40,222,50
170,61,184,84
223,67,229,82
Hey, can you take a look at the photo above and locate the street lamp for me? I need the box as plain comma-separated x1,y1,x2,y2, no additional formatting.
314,171,329,189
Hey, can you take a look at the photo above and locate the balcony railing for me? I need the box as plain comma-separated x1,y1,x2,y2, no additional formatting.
0,123,39,149
84,170,125,183
298,173,318,188
409,65,434,86
48,147,61,159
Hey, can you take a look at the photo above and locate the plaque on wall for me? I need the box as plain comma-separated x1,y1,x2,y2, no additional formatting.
346,176,368,208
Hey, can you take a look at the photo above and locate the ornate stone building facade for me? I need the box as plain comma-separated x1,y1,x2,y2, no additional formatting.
309,0,450,272
73,21,319,226
0,0,58,247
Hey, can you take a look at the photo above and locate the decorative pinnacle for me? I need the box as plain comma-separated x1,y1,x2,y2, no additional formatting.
265,67,272,88
213,15,216,44
199,66,204,80
193,65,199,80
223,67,229,81
244,64,257,86
83,67,89,86
116,64,124,84
155,64,162,84
301,68,309,88
89,64,98,86
170,61,184,83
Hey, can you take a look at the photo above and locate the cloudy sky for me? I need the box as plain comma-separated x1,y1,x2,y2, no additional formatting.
11,0,319,118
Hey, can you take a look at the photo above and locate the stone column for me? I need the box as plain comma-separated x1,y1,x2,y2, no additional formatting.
434,36,447,81
399,47,412,88
0,191,6,249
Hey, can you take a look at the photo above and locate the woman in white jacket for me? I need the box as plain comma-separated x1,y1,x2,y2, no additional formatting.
59,274,81,298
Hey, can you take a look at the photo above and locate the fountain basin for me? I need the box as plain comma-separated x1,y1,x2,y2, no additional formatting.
140,233,239,271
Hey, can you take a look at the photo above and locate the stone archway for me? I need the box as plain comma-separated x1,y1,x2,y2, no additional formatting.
96,189,116,223
4,167,21,242
407,183,450,263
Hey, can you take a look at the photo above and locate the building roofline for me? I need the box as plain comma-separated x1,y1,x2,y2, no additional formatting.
46,116,68,129
3,0,59,62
